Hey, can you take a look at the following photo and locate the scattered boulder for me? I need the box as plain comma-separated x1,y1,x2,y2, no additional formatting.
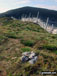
21,56,29,62
29,56,38,64
29,58,36,64
29,51,36,59
22,52,30,56
21,51,38,64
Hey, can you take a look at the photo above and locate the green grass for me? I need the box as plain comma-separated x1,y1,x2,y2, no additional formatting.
6,31,17,39
0,35,8,44
0,56,4,61
21,40,35,46
43,44,57,50
21,47,31,52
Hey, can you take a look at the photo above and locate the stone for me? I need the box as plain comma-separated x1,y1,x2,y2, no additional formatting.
29,59,36,64
34,56,38,60
22,52,31,56
29,56,38,64
21,56,29,62
29,51,35,59
21,51,38,64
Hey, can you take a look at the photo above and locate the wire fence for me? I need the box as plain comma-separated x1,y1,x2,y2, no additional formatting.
21,17,57,34
11,12,57,34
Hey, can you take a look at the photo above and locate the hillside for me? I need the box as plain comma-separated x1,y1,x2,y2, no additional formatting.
0,17,57,76
0,6,57,26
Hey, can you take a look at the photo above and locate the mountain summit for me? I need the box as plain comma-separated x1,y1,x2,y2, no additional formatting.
0,6,57,26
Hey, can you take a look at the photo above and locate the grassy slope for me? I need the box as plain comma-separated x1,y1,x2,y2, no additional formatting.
0,17,57,76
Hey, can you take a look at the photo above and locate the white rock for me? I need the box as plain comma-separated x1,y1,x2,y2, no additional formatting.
34,56,38,61
29,52,35,59
29,59,36,64
21,51,38,64
22,52,31,56
29,56,38,64
21,56,29,62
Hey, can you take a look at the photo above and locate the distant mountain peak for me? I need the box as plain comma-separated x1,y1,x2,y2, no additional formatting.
0,6,57,26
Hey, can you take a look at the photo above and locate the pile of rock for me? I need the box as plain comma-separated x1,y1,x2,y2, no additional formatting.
21,51,38,64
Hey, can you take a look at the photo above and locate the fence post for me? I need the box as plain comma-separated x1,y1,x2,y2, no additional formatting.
45,17,49,29
50,24,54,33
29,13,31,22
37,12,39,23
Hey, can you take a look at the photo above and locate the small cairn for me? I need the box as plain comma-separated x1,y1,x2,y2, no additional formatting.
21,51,38,64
